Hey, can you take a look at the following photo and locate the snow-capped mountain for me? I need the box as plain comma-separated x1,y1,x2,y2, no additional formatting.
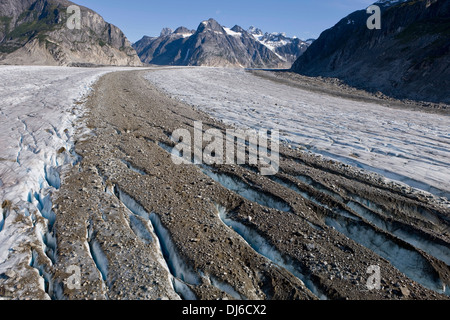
247,26,310,65
133,19,310,68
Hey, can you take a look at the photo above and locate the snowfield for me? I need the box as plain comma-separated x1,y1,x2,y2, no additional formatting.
144,67,450,199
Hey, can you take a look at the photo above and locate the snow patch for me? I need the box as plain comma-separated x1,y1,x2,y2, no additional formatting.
224,27,242,37
184,49,191,63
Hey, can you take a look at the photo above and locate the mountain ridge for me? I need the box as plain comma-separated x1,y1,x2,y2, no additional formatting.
0,0,142,66
291,0,450,104
133,18,309,68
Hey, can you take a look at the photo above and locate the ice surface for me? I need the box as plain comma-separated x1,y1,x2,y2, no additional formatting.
216,204,326,299
0,66,135,208
89,239,109,282
149,213,201,286
144,68,450,199
223,27,242,37
0,65,138,289
202,167,292,212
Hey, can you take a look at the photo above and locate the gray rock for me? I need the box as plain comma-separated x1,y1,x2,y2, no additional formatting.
400,286,411,297
133,18,309,68
0,0,142,66
160,27,173,37
291,0,450,104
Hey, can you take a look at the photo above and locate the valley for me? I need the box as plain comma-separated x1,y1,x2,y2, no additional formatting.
0,0,449,303
1,67,448,300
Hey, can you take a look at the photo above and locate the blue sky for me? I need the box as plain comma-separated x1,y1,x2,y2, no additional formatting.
74,0,375,43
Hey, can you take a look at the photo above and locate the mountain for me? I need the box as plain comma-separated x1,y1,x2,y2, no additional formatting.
291,0,450,104
132,26,196,66
0,0,142,66
133,18,309,68
247,26,309,65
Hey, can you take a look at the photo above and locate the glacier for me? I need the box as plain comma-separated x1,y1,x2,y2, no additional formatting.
144,67,450,200
0,65,139,295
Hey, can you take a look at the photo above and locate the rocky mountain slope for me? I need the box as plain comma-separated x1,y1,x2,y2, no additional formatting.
133,19,308,68
0,0,142,66
247,26,309,65
291,0,450,104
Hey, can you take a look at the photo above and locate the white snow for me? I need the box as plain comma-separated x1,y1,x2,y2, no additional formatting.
224,27,242,37
184,49,191,62
144,67,450,200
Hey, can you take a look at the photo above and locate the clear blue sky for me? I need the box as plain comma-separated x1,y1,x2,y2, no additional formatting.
74,0,375,43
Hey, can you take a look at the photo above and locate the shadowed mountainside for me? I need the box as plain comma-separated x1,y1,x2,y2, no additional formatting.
291,0,450,104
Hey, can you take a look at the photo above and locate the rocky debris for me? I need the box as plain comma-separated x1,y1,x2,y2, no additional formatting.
399,286,411,298
4,69,448,300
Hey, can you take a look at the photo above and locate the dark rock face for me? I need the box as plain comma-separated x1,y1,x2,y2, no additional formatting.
133,18,307,68
291,0,450,104
0,0,142,66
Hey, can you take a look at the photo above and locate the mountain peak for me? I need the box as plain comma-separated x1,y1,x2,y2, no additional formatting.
197,18,224,33
160,27,173,37
174,26,193,34
134,18,310,68
248,26,264,37
231,25,245,33
0,0,142,66
291,0,449,104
